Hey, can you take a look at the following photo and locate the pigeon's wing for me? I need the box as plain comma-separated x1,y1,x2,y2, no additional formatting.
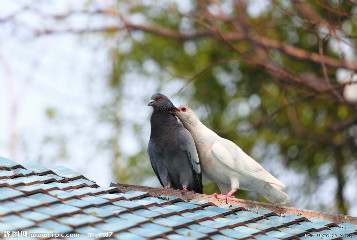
178,128,203,193
179,128,201,175
211,138,285,188
147,141,166,188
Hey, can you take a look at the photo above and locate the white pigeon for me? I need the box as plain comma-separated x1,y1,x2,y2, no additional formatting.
172,105,290,204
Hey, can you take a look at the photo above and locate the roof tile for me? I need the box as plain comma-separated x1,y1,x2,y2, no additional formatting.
114,232,147,240
320,226,356,235
58,214,102,227
14,197,44,208
0,187,25,199
204,206,233,215
100,204,128,214
187,223,219,235
64,198,94,208
21,162,53,175
339,222,357,230
29,193,60,204
80,195,111,206
153,218,187,229
20,211,52,222
129,226,168,238
234,210,264,221
189,199,215,207
0,157,356,239
211,234,236,240
2,215,36,229
182,209,222,221
309,217,338,227
283,213,308,221
218,204,246,211
289,221,318,231
96,222,136,232
265,230,295,239
247,222,278,232
50,166,82,179
254,234,281,240
83,207,116,218
175,228,207,238
132,208,162,219
0,170,21,179
149,206,178,216
250,208,276,217
76,226,105,234
0,201,31,213
0,222,19,231
0,157,21,169
141,223,174,234
120,212,150,224
157,195,183,203
173,201,201,210
234,225,262,235
39,220,73,233
221,228,252,239
279,227,306,236
141,196,169,205
12,168,34,176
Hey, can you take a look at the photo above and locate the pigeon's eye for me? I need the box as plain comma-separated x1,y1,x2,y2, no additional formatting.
181,107,186,112
157,96,162,101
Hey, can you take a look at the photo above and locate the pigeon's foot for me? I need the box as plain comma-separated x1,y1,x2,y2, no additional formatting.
182,187,195,193
164,186,174,190
213,190,237,204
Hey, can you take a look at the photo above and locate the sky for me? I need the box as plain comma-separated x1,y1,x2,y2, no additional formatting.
0,0,356,217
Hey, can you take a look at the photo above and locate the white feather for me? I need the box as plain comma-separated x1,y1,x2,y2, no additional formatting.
175,105,290,204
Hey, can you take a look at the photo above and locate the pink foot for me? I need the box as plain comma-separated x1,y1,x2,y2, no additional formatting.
213,190,237,204
182,187,195,193
164,186,174,190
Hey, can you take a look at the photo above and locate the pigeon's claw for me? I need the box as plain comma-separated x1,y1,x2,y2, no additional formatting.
164,186,174,190
182,187,195,193
225,189,237,204
213,190,237,204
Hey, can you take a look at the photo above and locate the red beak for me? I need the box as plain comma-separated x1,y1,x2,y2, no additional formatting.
170,109,180,114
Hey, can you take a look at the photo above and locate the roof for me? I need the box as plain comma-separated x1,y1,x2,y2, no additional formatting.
0,156,356,240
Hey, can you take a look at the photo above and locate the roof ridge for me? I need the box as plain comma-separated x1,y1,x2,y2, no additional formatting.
110,182,357,225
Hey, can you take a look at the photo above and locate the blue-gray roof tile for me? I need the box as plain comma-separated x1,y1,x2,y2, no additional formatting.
0,156,355,240
114,232,147,240
2,215,36,229
82,207,116,218
265,230,295,239
120,212,150,224
20,211,52,222
176,228,207,238
58,214,102,227
21,162,52,175
39,220,73,233
0,156,20,168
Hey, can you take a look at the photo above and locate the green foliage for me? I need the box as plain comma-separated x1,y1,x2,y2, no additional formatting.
103,0,357,214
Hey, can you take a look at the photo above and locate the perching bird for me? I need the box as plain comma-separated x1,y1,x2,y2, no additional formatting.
147,93,203,193
173,105,290,204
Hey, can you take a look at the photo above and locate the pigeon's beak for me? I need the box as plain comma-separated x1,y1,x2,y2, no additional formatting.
148,100,155,106
170,107,180,114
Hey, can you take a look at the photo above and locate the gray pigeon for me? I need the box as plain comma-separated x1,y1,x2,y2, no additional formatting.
173,105,290,204
147,93,202,193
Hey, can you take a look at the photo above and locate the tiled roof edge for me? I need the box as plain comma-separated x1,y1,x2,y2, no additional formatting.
110,182,357,225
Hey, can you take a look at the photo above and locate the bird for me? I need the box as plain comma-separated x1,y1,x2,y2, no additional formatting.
147,93,203,193
172,105,290,204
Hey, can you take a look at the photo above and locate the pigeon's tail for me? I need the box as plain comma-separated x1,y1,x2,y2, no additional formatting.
261,183,290,204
